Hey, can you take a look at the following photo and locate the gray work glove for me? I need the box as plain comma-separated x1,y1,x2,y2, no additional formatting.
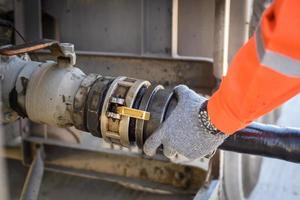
143,85,228,162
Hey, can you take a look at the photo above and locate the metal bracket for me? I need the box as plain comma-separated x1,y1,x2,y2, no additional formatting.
0,39,76,65
20,147,45,200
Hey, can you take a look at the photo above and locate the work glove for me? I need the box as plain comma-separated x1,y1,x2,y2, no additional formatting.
143,85,228,163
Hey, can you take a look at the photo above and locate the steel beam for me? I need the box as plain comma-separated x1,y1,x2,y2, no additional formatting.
19,136,210,194
34,53,215,93
20,148,44,200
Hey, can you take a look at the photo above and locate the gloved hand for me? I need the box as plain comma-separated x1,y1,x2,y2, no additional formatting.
143,85,228,162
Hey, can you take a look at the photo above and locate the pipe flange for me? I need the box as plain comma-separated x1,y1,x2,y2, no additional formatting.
100,76,150,147
86,76,114,137
72,73,100,131
135,85,163,148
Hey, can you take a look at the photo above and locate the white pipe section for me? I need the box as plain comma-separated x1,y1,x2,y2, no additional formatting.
25,60,85,127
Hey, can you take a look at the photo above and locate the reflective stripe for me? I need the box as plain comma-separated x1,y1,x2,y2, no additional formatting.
255,25,300,77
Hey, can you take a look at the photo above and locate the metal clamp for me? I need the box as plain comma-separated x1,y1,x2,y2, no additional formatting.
100,76,150,146
116,106,150,120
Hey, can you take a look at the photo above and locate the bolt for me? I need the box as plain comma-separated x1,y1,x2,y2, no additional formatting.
174,171,185,181
58,43,76,65
60,43,74,54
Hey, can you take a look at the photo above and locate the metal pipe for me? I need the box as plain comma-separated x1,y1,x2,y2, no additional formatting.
2,41,300,164
20,148,44,200
213,0,231,79
220,122,300,163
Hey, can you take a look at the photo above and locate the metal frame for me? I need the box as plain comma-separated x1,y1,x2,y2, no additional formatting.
14,0,42,43
7,1,261,199
20,148,44,200
17,135,216,195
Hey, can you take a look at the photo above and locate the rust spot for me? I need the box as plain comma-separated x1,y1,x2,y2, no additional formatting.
139,168,148,179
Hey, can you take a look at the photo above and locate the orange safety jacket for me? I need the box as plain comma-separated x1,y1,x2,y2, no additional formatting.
208,0,300,134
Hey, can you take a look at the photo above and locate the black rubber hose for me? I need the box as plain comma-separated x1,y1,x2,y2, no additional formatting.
220,122,300,163
159,92,300,163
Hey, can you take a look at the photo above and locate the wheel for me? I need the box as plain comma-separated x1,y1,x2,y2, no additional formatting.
223,152,262,200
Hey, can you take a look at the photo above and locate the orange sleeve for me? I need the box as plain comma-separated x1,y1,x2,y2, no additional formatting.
207,0,300,134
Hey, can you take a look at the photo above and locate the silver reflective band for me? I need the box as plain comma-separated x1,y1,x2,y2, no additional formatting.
255,25,300,77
